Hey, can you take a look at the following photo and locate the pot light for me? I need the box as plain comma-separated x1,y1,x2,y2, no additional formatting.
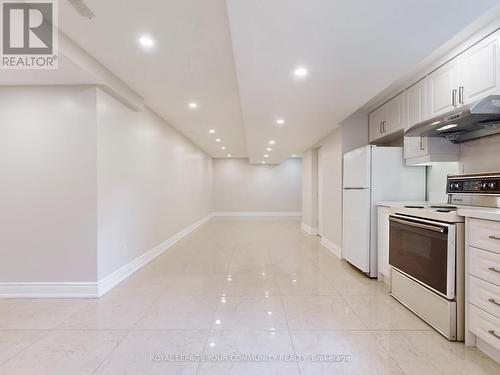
227,154,231,158
276,118,285,125
437,124,458,131
264,154,269,158
261,161,266,164
209,129,215,134
266,148,272,151
292,154,296,158
294,66,308,78
221,146,226,150
268,140,275,145
215,138,221,142
188,102,198,109
138,35,154,48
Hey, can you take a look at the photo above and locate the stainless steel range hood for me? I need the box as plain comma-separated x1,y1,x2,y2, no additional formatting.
405,95,500,143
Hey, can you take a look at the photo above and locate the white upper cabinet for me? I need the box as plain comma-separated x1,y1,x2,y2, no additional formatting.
427,59,459,118
458,32,500,105
385,93,404,134
369,93,404,143
403,78,427,131
369,106,385,142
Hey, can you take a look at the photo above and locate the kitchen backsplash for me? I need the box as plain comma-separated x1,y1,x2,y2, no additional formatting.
425,133,500,202
460,133,500,173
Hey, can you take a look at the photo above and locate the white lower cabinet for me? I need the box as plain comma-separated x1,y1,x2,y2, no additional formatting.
377,206,391,282
465,215,500,361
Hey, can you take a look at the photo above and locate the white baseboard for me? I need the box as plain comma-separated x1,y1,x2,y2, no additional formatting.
301,222,319,235
0,214,213,299
96,213,212,297
213,211,301,217
320,237,342,259
0,282,98,299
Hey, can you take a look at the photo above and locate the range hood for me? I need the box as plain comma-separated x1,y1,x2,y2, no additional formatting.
405,95,500,143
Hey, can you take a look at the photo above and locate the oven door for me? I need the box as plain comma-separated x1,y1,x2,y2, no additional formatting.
389,214,456,299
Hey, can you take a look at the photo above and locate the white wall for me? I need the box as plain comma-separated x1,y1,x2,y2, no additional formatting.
213,158,302,213
301,149,319,230
0,85,214,284
0,86,98,282
97,89,213,280
318,129,343,248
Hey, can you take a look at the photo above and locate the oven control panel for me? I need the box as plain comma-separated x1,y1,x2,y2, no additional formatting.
447,175,500,194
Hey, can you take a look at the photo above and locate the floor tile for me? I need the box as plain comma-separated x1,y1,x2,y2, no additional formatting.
373,330,500,375
0,330,47,366
198,329,300,374
291,330,404,375
94,330,206,375
212,296,287,330
0,330,125,375
0,299,88,329
344,294,431,330
135,295,217,329
282,296,366,330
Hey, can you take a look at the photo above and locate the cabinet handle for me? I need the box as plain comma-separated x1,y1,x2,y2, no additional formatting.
489,330,500,340
383,121,386,133
452,89,457,106
489,235,500,241
489,267,500,274
419,137,425,151
380,122,383,134
459,86,464,104
489,298,500,307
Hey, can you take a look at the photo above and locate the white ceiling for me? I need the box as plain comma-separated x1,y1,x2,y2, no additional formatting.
42,1,500,162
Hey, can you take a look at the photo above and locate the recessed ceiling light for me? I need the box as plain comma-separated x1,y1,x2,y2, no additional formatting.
294,66,308,78
215,138,221,142
221,146,226,150
227,154,231,158
268,140,275,145
138,35,154,48
292,154,296,158
276,118,285,125
264,154,269,158
188,102,198,109
209,129,215,134
437,124,458,131
261,161,266,164
266,147,272,151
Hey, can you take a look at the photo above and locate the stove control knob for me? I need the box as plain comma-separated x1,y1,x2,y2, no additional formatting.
489,182,497,189
481,182,489,189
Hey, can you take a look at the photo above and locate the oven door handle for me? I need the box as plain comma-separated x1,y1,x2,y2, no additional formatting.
389,217,447,233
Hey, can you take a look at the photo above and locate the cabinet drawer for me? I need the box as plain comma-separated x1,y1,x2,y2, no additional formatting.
469,218,500,255
469,275,500,319
469,304,500,351
469,247,500,287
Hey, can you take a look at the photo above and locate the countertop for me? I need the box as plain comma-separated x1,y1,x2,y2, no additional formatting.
376,201,430,208
457,207,500,221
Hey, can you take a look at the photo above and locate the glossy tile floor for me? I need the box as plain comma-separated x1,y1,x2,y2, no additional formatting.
1,219,500,374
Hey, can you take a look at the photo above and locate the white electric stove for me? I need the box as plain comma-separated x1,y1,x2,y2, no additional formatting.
389,172,500,341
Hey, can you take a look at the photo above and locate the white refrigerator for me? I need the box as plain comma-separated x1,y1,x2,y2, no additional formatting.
342,145,426,278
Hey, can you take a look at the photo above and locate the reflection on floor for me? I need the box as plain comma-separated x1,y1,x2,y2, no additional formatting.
1,219,499,374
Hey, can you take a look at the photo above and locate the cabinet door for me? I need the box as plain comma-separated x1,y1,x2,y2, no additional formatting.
377,206,391,279
459,32,500,105
404,78,427,131
427,60,459,117
404,136,427,159
369,106,385,142
385,93,404,135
